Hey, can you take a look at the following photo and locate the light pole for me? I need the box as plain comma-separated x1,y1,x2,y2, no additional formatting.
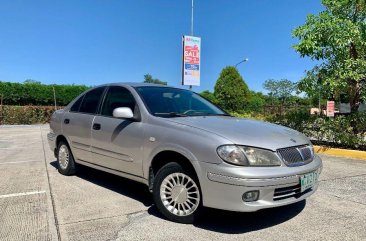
234,58,249,68
189,0,194,91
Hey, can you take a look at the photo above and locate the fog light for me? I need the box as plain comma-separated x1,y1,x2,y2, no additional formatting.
242,191,259,202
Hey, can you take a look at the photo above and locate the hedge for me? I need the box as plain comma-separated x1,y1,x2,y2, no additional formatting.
0,106,57,125
269,110,366,150
0,81,89,106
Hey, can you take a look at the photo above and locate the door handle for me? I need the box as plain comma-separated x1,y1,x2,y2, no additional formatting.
64,119,70,124
93,123,101,130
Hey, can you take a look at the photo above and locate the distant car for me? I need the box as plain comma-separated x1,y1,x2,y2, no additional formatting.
48,83,322,223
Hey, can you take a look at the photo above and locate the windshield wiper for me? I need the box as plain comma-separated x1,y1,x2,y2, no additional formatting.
187,112,231,117
204,113,231,116
154,112,188,117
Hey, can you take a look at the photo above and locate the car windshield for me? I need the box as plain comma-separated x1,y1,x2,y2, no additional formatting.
135,86,228,118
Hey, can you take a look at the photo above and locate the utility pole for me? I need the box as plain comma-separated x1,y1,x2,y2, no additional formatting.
189,0,194,91
191,0,194,36
0,94,3,125
53,86,57,110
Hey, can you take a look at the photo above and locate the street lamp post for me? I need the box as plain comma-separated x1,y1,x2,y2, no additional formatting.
234,58,249,68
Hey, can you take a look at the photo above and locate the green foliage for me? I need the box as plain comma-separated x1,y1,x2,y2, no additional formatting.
0,81,89,106
263,79,298,104
230,111,267,121
270,110,366,149
1,105,56,124
293,0,366,112
246,91,265,112
199,90,218,104
24,79,41,85
201,90,268,113
267,109,315,132
143,74,167,85
214,66,250,111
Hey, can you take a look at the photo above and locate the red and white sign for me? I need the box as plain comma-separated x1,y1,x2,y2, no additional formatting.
182,35,201,86
326,101,335,117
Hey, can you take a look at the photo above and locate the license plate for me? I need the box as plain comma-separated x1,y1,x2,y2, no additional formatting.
300,171,318,192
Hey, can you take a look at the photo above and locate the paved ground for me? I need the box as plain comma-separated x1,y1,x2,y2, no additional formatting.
0,125,365,241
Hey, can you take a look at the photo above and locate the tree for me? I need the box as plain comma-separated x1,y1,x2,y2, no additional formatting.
143,74,167,85
246,91,265,112
263,79,297,104
214,66,250,111
24,79,41,85
293,0,366,112
199,90,217,104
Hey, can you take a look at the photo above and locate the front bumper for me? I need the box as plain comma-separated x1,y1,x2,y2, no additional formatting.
196,154,322,212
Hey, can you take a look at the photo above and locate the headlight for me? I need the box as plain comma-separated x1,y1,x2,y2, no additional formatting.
217,145,281,166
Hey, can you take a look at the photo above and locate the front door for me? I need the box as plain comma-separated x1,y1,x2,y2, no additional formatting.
91,86,145,177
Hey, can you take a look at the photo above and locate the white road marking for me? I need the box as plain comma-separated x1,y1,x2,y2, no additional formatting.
0,160,40,165
0,190,46,199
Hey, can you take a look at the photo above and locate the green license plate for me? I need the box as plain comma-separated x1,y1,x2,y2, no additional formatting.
300,171,318,192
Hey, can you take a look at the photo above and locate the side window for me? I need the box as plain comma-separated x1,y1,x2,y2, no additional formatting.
70,95,84,112
79,87,106,114
101,86,136,117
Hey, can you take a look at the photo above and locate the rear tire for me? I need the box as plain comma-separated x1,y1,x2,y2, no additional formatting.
153,162,202,224
57,141,76,176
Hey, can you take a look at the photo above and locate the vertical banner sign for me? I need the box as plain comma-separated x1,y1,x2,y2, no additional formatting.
326,101,335,117
182,35,201,86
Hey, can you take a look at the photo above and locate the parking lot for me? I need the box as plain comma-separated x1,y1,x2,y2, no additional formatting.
0,125,365,241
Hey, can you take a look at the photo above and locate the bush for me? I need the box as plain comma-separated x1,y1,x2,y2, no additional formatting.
267,109,315,133
214,66,250,111
230,111,267,121
245,95,265,113
269,111,366,150
1,105,57,125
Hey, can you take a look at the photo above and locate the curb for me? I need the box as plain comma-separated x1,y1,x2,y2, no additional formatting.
314,145,366,161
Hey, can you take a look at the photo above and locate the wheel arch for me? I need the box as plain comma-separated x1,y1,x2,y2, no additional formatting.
56,135,70,148
148,150,201,192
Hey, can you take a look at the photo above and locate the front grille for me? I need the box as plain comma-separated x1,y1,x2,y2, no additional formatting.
277,145,313,167
273,183,312,201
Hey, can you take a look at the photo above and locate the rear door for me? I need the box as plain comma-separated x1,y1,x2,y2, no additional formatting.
91,86,145,176
62,87,106,163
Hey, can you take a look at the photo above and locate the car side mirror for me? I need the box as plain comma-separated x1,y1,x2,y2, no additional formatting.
112,107,134,119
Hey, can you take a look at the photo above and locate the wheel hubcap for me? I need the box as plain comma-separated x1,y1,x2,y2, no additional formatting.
58,145,69,169
160,173,200,216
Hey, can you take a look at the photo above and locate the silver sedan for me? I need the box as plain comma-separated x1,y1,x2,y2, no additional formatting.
48,83,322,223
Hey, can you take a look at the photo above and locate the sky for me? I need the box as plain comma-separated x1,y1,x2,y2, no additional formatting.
0,0,324,93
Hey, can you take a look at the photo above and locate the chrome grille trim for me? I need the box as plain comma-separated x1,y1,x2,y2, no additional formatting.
277,145,314,167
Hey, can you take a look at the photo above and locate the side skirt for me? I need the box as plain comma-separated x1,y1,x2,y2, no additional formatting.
76,159,149,186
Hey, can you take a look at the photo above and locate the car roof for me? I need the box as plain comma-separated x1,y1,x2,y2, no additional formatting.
103,82,172,88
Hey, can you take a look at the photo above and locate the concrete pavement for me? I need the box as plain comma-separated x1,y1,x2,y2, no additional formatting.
0,125,365,241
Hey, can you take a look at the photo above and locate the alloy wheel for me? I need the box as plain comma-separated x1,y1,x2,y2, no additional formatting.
58,145,69,170
160,173,200,216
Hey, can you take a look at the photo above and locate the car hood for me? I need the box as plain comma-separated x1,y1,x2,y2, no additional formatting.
168,116,310,151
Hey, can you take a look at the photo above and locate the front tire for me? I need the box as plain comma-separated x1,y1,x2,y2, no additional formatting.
57,141,76,176
153,162,202,224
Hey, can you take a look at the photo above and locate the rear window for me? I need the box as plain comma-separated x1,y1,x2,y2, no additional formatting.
70,95,84,112
79,87,106,114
